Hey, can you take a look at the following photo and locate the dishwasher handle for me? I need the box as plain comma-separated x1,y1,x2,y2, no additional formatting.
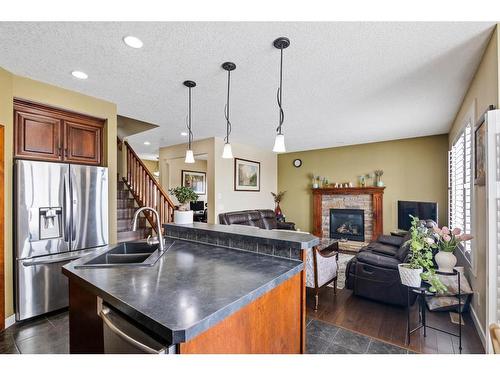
99,306,168,354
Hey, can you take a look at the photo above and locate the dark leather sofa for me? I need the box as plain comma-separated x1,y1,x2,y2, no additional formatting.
218,209,296,231
345,233,416,306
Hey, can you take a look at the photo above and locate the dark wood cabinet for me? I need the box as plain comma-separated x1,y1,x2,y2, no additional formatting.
14,99,104,165
64,120,102,165
15,110,63,161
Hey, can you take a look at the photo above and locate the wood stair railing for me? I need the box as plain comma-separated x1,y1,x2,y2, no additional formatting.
122,140,175,233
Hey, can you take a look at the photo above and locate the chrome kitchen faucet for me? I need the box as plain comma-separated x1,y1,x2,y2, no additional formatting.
131,207,165,252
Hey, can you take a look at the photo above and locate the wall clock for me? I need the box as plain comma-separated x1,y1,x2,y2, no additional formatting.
293,159,302,168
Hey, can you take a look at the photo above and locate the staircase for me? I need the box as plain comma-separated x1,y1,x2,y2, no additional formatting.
118,139,175,241
116,181,151,242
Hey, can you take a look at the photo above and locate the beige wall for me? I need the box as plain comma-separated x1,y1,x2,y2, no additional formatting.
159,137,277,223
448,26,499,338
0,68,14,321
159,138,216,222
214,138,277,219
1,68,118,318
278,135,449,233
141,159,159,176
165,158,208,204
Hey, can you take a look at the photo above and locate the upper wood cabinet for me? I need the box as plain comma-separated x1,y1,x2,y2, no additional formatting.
15,109,63,161
64,120,102,165
14,99,104,166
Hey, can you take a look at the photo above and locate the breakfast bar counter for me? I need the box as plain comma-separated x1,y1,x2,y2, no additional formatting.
62,225,317,354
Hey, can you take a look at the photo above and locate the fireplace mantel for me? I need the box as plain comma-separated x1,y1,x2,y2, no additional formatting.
312,187,385,239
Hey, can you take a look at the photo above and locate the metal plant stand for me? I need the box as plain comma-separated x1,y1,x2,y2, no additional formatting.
406,269,462,354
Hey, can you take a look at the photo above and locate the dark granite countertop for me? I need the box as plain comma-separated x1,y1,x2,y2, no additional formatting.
164,222,319,248
63,238,303,345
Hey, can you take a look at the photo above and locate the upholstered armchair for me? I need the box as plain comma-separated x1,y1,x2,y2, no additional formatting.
278,230,338,311
305,246,338,311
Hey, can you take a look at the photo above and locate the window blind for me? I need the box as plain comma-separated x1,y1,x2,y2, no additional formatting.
449,124,472,261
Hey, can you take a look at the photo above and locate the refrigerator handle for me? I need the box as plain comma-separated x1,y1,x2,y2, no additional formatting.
63,171,71,244
70,169,78,245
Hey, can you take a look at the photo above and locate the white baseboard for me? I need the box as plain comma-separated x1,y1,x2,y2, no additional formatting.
470,305,486,350
4,314,16,329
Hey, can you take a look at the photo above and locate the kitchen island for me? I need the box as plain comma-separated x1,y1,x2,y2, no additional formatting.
63,225,318,354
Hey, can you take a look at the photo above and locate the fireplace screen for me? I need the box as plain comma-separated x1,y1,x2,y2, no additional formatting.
329,209,365,242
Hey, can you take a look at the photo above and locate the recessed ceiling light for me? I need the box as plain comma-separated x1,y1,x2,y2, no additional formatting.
71,70,88,80
123,36,143,49
180,132,188,136
144,141,151,145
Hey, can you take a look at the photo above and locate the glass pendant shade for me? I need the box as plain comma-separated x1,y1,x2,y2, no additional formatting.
185,149,195,164
222,142,233,159
272,134,286,153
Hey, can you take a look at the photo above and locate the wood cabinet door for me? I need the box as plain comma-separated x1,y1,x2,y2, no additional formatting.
64,120,102,165
14,110,63,161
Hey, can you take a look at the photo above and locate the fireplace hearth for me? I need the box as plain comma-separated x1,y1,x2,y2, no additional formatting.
330,209,365,242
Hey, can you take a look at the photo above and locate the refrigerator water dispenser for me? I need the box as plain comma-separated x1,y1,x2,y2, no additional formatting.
39,207,62,239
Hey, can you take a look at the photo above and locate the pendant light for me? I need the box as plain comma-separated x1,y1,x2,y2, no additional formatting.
183,80,196,164
222,62,236,159
272,37,290,153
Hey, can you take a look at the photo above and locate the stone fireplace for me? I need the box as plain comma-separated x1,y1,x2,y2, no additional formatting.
312,187,385,251
330,208,365,242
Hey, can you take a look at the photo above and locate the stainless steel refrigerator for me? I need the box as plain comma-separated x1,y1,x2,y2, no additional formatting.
14,160,108,321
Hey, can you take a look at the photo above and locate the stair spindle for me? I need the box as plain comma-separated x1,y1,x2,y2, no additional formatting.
119,140,176,237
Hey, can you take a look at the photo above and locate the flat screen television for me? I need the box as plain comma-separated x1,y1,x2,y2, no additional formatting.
397,200,438,230
190,200,205,211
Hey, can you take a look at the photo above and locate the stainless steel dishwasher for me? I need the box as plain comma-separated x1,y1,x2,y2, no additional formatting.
98,302,176,354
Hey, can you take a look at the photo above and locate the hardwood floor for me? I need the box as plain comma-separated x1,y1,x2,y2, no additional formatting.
307,287,484,354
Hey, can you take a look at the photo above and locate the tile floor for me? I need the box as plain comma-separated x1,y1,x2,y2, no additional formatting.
0,310,410,354
306,318,410,354
0,310,69,354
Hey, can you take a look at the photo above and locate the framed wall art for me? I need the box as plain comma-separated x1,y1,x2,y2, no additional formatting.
234,158,260,191
181,170,206,194
474,117,486,186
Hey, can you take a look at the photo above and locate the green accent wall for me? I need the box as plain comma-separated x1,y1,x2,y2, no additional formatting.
277,134,449,233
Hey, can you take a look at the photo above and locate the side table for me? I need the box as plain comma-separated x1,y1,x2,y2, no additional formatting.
406,269,462,354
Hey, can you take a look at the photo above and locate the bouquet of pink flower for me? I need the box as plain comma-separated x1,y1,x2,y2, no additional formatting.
432,225,473,253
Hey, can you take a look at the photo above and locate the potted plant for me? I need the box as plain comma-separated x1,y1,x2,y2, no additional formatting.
432,225,473,273
398,216,447,293
374,169,384,187
310,174,320,189
169,186,199,224
271,191,286,220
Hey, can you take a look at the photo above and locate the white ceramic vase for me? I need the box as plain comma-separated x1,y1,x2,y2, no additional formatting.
174,210,193,224
398,263,423,288
434,250,457,273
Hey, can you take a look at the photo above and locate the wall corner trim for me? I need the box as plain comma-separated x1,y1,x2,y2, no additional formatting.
470,305,486,350
4,314,15,329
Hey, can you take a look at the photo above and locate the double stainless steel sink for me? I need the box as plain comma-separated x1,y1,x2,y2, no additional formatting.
75,241,172,268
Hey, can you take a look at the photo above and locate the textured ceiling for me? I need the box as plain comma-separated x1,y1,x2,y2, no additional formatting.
0,22,495,158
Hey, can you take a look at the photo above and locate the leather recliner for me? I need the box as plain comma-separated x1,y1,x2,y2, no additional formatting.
218,209,296,231
345,220,438,306
345,233,417,306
